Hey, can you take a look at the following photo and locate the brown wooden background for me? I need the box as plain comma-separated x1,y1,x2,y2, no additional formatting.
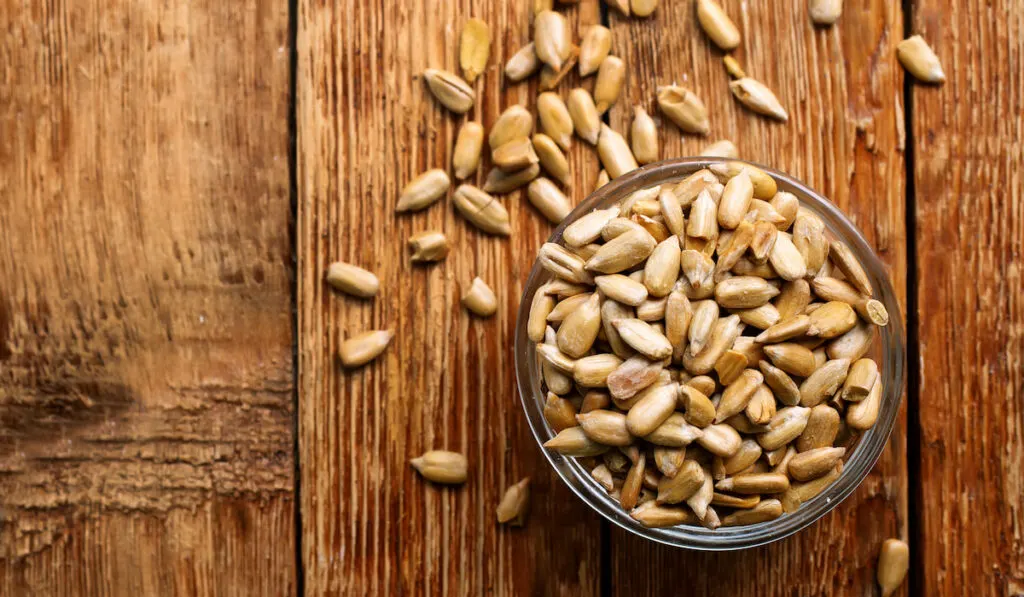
1,0,1021,595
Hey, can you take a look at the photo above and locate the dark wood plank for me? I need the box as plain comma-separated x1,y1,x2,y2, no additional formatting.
605,0,909,594
296,0,604,594
911,1,1024,593
0,1,295,595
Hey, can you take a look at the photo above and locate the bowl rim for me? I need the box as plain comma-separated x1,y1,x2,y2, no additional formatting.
514,157,906,551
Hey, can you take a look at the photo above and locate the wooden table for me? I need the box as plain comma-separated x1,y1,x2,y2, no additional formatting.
2,0,1021,595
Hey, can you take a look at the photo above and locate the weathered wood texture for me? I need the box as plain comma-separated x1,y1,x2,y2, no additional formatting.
0,1,295,595
297,0,605,595
604,1,909,594
911,1,1024,594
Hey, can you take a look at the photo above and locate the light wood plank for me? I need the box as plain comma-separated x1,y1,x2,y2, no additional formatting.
0,1,295,595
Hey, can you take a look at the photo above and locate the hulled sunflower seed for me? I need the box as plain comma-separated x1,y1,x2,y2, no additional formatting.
797,404,841,451
459,18,490,83
877,539,910,597
423,69,475,114
595,274,649,306
748,220,779,264
607,355,663,399
619,452,646,509
770,191,800,230
452,184,511,235
409,231,450,263
505,42,541,82
543,391,577,431
711,492,760,509
636,296,668,321
810,277,888,324
715,276,780,309
534,10,571,71
792,212,830,274
411,450,468,484
594,56,626,114
828,319,875,360
656,459,702,503
532,134,570,185
696,0,741,50
810,0,842,25
757,406,811,451
722,438,763,475
577,409,632,445
769,232,808,281
631,0,658,17
537,92,574,151
540,242,592,284
715,368,763,423
788,447,845,481
563,206,620,247
579,25,612,76
665,289,693,361
644,236,681,297
746,383,777,425
397,168,451,212
781,462,842,512
701,139,739,158
657,85,710,135
799,358,851,407
452,122,485,180
630,501,696,527
729,77,789,121
489,105,534,150
547,293,592,323
683,314,743,375
340,330,394,367
645,412,704,447
557,293,603,357
462,277,497,317
841,358,879,402
493,137,539,172
544,426,609,456
496,477,531,525
677,385,715,428
483,163,540,194
713,350,747,385
528,292,556,342
775,279,812,320
756,314,810,344
696,423,742,457
716,473,789,495
897,35,945,84
542,328,574,392
658,189,684,237
326,262,379,298
718,168,754,229
568,88,602,145
737,303,780,330
687,190,719,240
710,162,777,199
654,447,687,478
587,228,657,273
631,106,659,165
602,299,635,359
581,390,612,413
626,383,678,437
614,318,673,360
847,377,882,430
763,342,817,377
829,240,873,295
528,177,573,224
807,301,858,338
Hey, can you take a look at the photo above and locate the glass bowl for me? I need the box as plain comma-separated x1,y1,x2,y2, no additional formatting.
513,157,905,551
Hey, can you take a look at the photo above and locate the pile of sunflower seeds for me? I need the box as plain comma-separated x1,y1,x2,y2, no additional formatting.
529,164,889,528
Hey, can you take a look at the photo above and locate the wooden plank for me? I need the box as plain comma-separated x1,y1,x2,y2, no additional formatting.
605,1,909,593
296,0,604,594
910,1,1024,594
0,1,295,595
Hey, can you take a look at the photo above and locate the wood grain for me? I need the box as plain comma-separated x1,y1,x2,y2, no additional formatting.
0,1,295,595
296,0,605,594
605,0,909,594
910,1,1024,594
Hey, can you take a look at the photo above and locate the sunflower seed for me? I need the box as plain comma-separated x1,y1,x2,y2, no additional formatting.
632,214,670,243
462,277,497,317
809,0,842,25
722,439,763,475
423,69,475,114
452,184,511,235
769,232,808,281
630,501,696,527
594,56,626,114
544,426,609,456
763,342,817,377
657,85,710,135
654,447,687,478
687,190,719,241
459,18,490,83
709,162,777,199
792,212,829,274
683,314,743,375
840,358,879,402
605,0,631,17
643,236,681,297
547,293,592,323
483,163,540,194
620,452,646,509
527,177,572,224
614,318,673,360
829,240,873,295
542,328,574,393
702,139,739,158
696,423,742,457
781,462,842,512
712,492,760,509
496,477,531,525
536,340,577,374
568,88,602,145
775,279,812,320
678,385,716,428
591,464,616,491
340,330,394,367
755,314,810,344
532,134,570,185
493,137,539,172
729,77,789,121
716,473,789,495
543,391,577,431
505,43,541,82
587,228,657,273
807,301,857,338
877,539,910,597
489,105,534,150
715,276,780,309
537,92,574,151
747,383,777,425
696,0,740,50
534,10,571,71
847,377,882,430
579,25,612,76
631,106,659,164
757,406,811,451
557,293,603,357
408,230,450,263
645,412,704,447
897,35,945,84
563,206,620,247
326,262,379,298
799,358,850,407
539,44,579,90
718,168,754,229
716,369,763,423
788,447,845,481
722,55,746,79
397,169,450,212
411,450,468,484
602,216,646,241
827,319,875,361
656,459,703,503
796,404,841,451
577,409,632,446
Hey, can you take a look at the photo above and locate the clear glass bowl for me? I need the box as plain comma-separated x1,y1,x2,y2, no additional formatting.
513,157,905,551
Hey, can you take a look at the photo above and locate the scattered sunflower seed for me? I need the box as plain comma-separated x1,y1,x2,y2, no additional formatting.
326,262,379,298
422,68,475,114
459,18,491,83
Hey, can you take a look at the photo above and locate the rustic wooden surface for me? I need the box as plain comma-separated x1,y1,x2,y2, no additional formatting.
0,1,296,595
5,0,1024,595
910,0,1024,594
